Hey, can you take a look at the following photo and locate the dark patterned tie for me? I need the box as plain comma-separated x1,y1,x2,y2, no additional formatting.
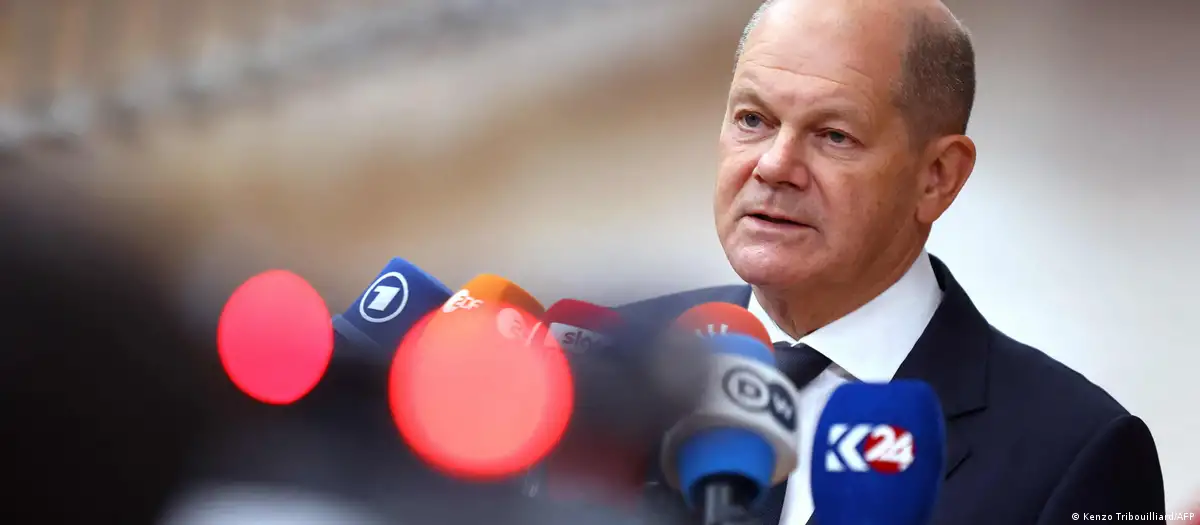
773,341,832,390
759,341,832,525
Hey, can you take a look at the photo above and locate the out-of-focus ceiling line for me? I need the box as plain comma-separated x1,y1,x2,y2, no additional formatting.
0,0,670,150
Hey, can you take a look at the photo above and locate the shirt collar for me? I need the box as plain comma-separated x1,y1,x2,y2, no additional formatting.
746,251,943,382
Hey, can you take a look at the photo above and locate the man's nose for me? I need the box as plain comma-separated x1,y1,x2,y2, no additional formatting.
753,131,812,190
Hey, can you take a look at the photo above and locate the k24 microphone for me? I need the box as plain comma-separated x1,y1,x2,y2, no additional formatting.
332,257,454,363
811,380,946,525
390,275,572,481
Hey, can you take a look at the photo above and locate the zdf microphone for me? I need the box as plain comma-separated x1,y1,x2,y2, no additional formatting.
811,380,946,525
660,328,799,524
390,275,572,481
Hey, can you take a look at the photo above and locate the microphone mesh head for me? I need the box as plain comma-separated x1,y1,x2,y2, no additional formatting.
453,274,546,318
673,303,771,349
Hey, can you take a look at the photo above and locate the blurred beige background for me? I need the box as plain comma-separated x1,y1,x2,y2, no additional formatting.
2,0,1197,512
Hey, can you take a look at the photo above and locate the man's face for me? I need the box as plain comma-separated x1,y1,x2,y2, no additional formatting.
715,3,924,290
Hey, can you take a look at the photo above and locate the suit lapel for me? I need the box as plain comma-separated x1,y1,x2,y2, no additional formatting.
893,255,990,480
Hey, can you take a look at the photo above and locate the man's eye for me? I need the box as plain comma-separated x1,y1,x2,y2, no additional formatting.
738,113,764,128
820,130,854,145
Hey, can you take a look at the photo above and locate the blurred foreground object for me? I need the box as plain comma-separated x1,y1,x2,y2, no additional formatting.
0,155,235,524
0,157,694,525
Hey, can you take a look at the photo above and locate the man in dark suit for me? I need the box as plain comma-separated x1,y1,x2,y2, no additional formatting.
622,0,1167,523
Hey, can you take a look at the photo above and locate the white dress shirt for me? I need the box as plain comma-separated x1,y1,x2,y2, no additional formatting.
745,251,944,525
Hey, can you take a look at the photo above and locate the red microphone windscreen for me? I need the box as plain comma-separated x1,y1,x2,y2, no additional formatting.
217,269,333,405
673,302,772,349
390,275,571,481
536,299,623,353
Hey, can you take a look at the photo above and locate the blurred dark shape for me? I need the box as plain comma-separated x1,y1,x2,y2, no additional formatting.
0,153,238,524
523,316,710,519
0,153,515,525
0,154,700,525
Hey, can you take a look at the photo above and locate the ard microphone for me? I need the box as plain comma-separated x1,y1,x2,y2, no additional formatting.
391,275,573,481
331,258,454,364
218,259,450,406
811,380,946,525
661,304,798,525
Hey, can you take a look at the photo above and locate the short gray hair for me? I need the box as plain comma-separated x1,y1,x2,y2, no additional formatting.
734,1,976,143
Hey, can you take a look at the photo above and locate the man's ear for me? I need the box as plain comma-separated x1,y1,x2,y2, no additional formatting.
915,134,976,225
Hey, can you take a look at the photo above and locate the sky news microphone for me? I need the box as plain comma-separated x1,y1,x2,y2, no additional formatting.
530,299,621,354
331,257,454,366
660,331,800,525
524,299,651,510
811,380,946,525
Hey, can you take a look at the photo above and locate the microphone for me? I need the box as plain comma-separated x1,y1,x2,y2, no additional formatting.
530,299,621,355
331,257,454,365
811,380,946,525
525,299,649,509
674,302,772,348
217,258,452,406
660,304,799,525
390,275,572,481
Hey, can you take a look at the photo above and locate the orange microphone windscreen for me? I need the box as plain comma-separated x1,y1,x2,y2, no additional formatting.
673,302,772,349
442,274,546,318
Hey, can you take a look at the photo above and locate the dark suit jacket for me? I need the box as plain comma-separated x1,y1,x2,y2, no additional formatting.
619,256,1166,525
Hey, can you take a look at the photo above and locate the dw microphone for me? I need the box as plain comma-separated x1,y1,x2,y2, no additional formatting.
660,327,800,525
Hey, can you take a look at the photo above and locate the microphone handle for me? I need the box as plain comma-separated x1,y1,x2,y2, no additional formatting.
700,482,763,525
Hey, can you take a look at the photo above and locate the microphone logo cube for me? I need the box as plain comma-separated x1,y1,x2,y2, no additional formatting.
545,323,609,353
825,423,915,474
721,366,798,431
360,272,411,323
443,289,484,313
694,323,730,338
496,308,529,340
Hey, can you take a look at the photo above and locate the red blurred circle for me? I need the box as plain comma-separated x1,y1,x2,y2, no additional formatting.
217,269,333,405
390,304,574,480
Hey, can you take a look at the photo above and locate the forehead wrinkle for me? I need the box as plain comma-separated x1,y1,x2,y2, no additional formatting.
733,61,881,131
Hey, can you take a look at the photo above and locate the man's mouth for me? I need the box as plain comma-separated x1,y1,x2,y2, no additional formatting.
747,213,803,226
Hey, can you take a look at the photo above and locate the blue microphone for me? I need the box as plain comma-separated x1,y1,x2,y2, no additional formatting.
331,258,453,365
660,333,800,524
811,380,946,525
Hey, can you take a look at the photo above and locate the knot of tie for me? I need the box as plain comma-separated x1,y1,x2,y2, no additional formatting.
773,341,832,389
